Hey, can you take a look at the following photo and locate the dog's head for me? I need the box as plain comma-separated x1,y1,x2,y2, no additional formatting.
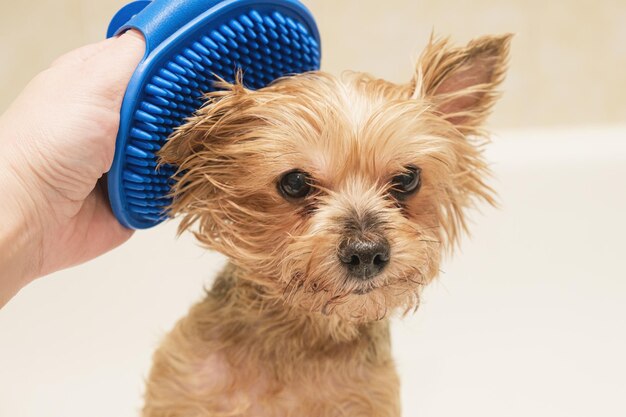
160,34,511,322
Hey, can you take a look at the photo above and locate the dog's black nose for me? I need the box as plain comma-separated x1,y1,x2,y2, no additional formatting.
338,238,390,280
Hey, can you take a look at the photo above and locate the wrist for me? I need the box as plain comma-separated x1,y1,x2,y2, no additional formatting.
0,142,43,306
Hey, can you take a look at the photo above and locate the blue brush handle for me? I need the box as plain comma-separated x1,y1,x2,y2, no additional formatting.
108,0,228,52
107,0,318,52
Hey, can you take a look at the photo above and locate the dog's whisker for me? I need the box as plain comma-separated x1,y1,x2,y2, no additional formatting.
419,239,441,244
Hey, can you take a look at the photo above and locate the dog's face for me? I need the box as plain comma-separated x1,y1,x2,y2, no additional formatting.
160,35,511,322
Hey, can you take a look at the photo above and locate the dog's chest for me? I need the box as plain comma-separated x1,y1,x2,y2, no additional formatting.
192,350,400,417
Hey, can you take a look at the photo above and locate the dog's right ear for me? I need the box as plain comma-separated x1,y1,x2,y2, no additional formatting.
159,80,254,167
158,79,258,227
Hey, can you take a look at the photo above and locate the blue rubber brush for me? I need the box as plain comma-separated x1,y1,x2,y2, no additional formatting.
106,0,321,229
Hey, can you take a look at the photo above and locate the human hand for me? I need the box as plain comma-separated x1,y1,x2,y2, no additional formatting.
0,31,145,305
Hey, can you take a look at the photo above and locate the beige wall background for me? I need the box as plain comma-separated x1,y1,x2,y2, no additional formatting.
1,0,625,128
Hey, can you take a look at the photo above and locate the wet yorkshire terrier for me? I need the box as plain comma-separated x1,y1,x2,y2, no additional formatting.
145,34,511,416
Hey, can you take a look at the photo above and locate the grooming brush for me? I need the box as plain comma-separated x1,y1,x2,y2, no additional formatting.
106,0,321,229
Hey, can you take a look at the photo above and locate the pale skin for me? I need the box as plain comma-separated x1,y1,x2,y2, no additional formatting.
0,31,145,307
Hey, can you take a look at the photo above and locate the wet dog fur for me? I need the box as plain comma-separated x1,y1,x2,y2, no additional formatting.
143,34,511,417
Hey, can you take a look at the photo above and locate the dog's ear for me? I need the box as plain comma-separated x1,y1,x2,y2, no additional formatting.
159,80,253,167
410,34,512,133
158,79,258,230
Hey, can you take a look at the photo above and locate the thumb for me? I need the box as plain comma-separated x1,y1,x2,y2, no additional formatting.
88,30,146,106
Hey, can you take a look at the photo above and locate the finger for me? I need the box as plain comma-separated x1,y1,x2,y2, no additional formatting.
82,183,134,262
52,29,145,69
40,183,134,277
87,30,146,105
51,38,115,68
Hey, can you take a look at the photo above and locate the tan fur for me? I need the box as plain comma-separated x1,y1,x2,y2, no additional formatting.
145,34,512,416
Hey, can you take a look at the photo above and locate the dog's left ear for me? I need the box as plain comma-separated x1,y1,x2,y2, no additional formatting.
411,34,512,133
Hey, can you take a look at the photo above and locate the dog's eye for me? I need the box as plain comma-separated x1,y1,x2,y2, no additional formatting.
278,170,312,199
390,166,422,199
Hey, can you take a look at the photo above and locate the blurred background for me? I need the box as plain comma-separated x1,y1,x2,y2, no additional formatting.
1,1,625,417
2,0,626,125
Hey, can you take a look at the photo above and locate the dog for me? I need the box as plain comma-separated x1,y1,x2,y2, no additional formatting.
143,34,511,417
